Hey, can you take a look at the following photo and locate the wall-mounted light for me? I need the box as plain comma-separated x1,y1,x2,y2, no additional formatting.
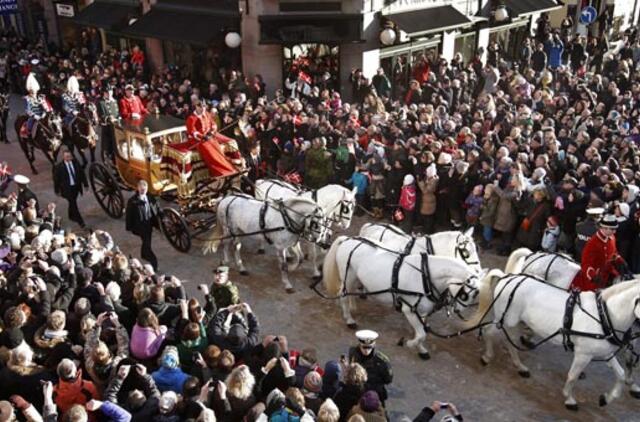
225,32,242,48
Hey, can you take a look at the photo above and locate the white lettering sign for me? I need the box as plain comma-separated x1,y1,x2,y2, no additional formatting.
56,3,74,17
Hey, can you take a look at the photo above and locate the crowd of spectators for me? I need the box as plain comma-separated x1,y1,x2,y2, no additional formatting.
0,178,464,421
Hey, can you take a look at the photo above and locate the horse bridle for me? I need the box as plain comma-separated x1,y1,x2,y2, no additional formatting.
328,196,355,226
455,233,479,266
278,201,326,244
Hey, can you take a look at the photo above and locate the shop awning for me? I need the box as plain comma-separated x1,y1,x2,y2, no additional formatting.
384,6,472,37
74,1,138,30
122,0,239,46
503,0,561,16
259,14,363,44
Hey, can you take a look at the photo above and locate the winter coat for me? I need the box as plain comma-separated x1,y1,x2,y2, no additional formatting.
53,369,100,417
479,192,499,227
417,178,437,215
492,185,519,232
130,324,167,360
399,184,417,211
516,200,552,250
304,148,333,189
151,366,190,393
346,171,369,196
84,324,129,391
333,383,365,422
541,225,561,252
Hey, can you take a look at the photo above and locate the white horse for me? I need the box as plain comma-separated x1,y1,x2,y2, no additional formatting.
204,194,329,292
504,248,580,290
359,223,482,272
255,179,357,278
469,272,640,409
322,235,484,359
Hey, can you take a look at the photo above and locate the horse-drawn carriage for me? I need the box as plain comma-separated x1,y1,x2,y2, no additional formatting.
88,114,245,252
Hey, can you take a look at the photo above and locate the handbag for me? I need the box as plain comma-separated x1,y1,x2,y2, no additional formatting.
520,204,545,232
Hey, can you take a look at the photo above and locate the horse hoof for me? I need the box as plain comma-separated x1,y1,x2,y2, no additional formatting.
630,389,640,399
599,394,607,407
239,270,249,276
418,352,431,361
257,249,265,255
564,403,578,411
518,370,531,379
347,322,358,330
480,357,490,366
285,287,295,294
397,337,405,347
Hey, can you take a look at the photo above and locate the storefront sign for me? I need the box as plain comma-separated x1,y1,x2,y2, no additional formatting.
0,0,18,15
383,0,457,15
56,3,75,18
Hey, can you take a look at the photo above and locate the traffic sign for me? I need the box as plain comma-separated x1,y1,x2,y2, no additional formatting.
579,5,597,25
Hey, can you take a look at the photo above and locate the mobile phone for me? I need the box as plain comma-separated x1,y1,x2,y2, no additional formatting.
440,403,449,409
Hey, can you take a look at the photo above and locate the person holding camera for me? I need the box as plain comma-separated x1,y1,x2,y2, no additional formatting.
207,302,259,363
413,401,462,422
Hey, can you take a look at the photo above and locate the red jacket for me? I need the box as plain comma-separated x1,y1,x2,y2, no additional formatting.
53,369,100,418
119,95,147,119
186,111,216,141
571,230,622,291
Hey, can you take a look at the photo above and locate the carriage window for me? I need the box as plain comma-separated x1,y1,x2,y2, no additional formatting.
164,131,186,145
117,139,129,160
150,135,166,162
130,136,146,161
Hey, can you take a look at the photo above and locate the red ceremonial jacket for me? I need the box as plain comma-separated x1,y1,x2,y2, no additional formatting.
119,95,148,119
186,111,216,141
571,230,621,291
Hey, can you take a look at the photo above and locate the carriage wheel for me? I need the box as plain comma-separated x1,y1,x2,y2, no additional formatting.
89,162,124,218
160,207,191,253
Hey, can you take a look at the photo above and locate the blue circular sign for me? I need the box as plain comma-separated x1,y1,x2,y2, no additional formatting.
579,6,598,25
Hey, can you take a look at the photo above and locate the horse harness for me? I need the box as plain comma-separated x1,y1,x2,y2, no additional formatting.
522,251,574,281
491,274,636,358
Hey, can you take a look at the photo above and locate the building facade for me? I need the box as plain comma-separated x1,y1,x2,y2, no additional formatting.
21,0,640,98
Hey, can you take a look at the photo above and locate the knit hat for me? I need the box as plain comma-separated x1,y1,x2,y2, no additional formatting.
403,174,415,186
160,346,180,369
51,248,68,266
0,401,13,422
360,390,381,412
303,371,322,393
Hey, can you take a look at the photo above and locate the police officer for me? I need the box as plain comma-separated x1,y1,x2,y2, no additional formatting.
574,207,604,259
97,86,120,159
199,266,240,310
13,174,39,213
348,330,393,405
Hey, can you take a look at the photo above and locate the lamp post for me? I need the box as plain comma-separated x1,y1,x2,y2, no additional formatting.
225,32,242,48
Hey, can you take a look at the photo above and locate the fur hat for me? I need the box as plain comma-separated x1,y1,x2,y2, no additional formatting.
25,73,40,93
66,76,80,94
403,174,415,186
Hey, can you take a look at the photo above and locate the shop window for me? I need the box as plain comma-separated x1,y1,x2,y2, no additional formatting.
455,32,477,65
283,44,339,93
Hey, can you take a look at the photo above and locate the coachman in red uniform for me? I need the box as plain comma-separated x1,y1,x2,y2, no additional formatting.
119,84,147,120
571,214,625,291
186,101,216,141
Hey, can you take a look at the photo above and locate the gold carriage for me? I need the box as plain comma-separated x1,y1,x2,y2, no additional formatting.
89,114,245,252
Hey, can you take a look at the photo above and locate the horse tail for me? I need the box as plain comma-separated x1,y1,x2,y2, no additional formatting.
323,236,348,296
203,202,226,254
504,247,532,274
465,268,504,329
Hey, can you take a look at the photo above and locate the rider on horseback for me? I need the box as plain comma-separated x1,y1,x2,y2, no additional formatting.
24,73,52,139
62,76,85,133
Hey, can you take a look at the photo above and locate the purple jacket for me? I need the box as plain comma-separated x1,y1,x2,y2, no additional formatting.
101,402,132,422
130,324,166,360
